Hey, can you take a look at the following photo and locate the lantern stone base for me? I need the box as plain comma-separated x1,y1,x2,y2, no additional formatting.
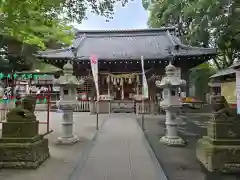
0,137,50,169
159,136,186,147
196,137,240,173
57,135,79,145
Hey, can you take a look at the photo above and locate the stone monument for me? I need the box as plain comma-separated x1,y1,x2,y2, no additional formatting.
196,95,240,173
54,61,84,144
0,95,50,169
155,62,186,146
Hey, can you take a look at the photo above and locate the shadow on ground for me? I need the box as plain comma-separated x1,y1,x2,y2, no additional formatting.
136,113,240,180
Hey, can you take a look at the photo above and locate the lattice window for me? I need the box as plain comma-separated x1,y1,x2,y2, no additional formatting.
77,76,93,94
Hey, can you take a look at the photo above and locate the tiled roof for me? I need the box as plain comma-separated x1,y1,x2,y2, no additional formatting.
230,61,240,69
36,28,216,60
210,68,235,79
37,48,74,58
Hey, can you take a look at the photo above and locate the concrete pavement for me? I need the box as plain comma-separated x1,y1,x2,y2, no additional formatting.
0,113,167,180
0,112,109,180
76,114,167,180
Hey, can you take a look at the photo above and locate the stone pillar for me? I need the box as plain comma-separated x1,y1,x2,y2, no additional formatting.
57,105,78,144
107,75,110,97
159,108,186,146
89,101,96,114
165,109,177,137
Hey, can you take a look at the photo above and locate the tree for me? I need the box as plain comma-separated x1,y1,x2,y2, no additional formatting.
189,63,216,100
0,0,130,49
144,0,240,69
0,0,130,71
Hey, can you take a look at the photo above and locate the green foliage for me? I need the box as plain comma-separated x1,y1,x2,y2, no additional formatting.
145,0,240,69
189,63,216,100
0,0,130,49
0,0,130,71
0,0,74,49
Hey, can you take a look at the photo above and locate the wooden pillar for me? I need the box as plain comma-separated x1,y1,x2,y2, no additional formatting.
136,75,139,95
107,75,110,97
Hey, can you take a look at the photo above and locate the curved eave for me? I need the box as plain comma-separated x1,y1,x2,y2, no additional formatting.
210,68,235,79
230,61,240,69
35,45,216,62
35,48,74,59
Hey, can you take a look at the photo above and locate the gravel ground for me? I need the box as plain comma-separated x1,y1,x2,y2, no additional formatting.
135,114,240,180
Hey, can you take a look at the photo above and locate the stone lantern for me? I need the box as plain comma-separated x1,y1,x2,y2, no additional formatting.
54,61,84,144
155,62,186,146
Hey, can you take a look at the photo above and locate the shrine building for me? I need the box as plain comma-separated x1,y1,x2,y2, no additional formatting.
36,28,216,113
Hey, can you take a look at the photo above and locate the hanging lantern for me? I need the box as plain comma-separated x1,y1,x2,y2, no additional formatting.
120,78,123,85
113,78,116,85
128,77,132,84
117,78,120,84
136,75,139,83
106,76,110,83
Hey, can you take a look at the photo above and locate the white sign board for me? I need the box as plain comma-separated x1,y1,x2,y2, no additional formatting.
236,70,240,114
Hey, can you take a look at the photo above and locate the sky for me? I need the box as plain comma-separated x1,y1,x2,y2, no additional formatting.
73,0,148,30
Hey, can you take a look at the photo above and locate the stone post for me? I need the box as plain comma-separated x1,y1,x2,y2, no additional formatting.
165,109,177,137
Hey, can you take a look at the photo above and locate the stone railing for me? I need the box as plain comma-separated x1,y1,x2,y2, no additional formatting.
88,100,159,114
135,100,154,114
75,101,90,112
49,100,91,112
0,100,159,116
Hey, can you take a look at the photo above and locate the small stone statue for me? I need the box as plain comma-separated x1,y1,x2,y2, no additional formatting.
211,95,236,119
0,95,49,169
6,95,37,122
22,95,37,113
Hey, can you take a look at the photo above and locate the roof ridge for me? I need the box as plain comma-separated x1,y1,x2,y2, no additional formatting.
75,27,176,34
76,32,171,39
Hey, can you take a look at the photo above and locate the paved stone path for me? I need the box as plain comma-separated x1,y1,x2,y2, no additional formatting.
75,114,167,180
0,112,108,180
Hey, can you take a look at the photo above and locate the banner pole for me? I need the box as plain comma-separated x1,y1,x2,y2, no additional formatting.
141,56,145,131
90,55,99,130
96,100,99,130
142,98,145,130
